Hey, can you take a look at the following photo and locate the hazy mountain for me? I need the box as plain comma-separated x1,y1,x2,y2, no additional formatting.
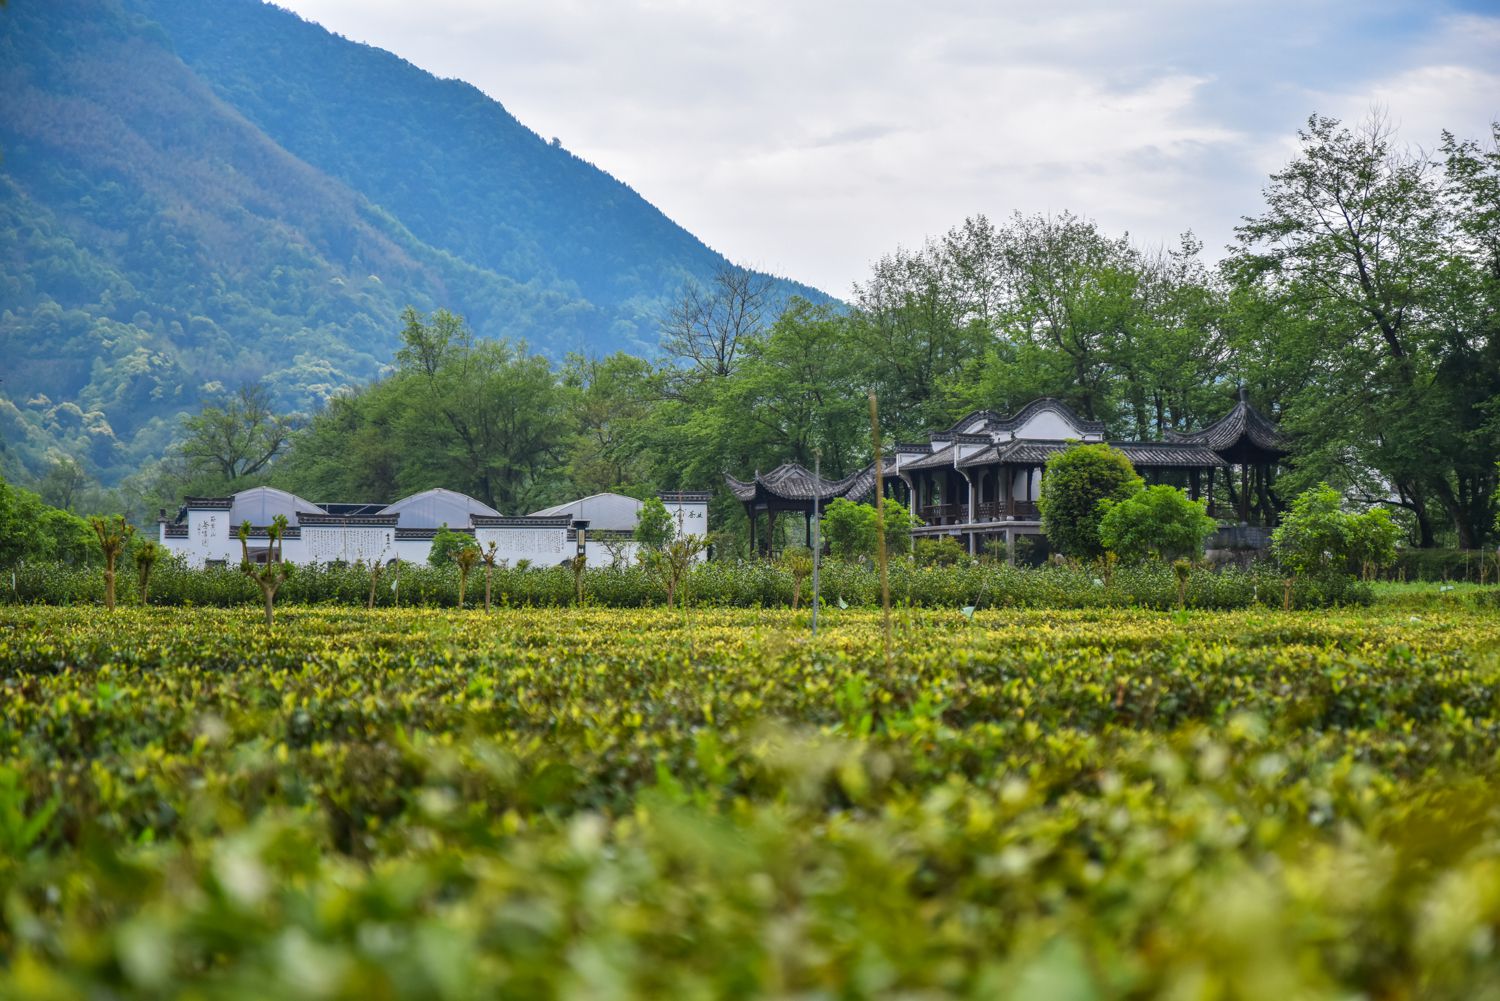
0,0,826,484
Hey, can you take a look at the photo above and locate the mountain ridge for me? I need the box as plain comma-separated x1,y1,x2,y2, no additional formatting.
0,0,828,485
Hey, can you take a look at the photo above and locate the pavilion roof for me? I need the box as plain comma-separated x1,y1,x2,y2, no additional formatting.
1165,389,1289,462
726,459,893,506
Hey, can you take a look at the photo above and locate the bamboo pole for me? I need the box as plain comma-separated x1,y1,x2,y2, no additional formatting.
812,448,821,637
868,391,891,670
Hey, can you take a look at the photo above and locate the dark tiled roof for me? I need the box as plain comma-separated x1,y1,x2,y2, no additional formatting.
939,398,1106,436
900,443,963,471
951,439,1223,469
726,460,891,504
297,513,399,527
1115,442,1225,468
471,515,572,528
992,441,1074,465
1166,392,1289,460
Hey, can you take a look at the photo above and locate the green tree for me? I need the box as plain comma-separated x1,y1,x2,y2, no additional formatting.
0,474,96,568
238,516,292,627
181,383,298,485
1347,507,1401,581
1098,484,1217,563
452,544,480,610
275,308,574,512
562,352,662,495
428,524,477,568
1232,113,1499,548
634,497,675,551
1038,444,1142,559
1270,484,1352,579
914,535,968,567
820,497,916,560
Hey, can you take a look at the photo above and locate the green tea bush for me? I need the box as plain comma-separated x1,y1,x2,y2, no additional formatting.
3,555,1371,609
0,605,1495,997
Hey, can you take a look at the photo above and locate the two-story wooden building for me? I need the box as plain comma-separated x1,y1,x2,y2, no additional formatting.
728,392,1287,558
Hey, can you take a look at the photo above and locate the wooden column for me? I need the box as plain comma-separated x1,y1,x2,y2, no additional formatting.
1239,463,1250,524
1190,469,1201,502
748,506,757,555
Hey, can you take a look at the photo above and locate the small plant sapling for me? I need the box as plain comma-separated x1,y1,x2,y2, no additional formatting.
89,515,134,611
134,539,162,605
239,515,293,627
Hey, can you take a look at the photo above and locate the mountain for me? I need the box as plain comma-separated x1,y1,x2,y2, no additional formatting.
0,0,827,485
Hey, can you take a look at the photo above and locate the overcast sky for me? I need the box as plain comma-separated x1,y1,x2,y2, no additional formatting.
278,0,1500,297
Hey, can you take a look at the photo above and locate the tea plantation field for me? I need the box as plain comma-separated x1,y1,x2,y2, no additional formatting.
3,605,1499,998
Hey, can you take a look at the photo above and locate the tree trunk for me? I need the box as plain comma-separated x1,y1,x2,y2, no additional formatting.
1429,477,1479,550
485,571,493,612
103,564,116,610
263,587,275,627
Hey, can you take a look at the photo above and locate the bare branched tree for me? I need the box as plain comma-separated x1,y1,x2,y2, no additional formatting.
661,263,775,380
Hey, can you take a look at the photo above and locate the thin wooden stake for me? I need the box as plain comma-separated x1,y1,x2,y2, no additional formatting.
812,448,821,637
868,391,892,671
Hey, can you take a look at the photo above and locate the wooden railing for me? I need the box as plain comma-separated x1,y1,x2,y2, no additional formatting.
918,504,965,524
920,501,1041,524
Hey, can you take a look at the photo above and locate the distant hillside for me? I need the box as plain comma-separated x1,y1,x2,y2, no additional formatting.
0,0,826,484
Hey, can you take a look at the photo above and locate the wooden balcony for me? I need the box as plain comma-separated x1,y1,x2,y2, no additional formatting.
920,501,1040,525
918,503,965,525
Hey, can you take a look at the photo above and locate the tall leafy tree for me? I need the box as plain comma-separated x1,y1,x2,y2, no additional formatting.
1231,113,1497,546
561,352,663,495
180,383,298,485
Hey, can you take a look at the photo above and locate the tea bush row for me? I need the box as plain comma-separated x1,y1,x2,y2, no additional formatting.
2,555,1372,610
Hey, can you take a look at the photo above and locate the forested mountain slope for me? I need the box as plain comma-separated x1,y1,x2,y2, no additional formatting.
0,0,824,484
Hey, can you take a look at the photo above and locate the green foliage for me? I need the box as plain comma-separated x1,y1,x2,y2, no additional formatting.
914,535,969,567
427,524,478,568
0,473,96,568
2,555,1372,611
274,309,574,512
132,539,162,605
1347,507,1402,580
820,498,916,560
1098,484,1218,563
633,496,675,551
1271,484,1353,578
1392,548,1500,583
180,383,298,484
1038,443,1143,559
0,603,1494,996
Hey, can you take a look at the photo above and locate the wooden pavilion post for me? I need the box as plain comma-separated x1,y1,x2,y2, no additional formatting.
1239,463,1251,524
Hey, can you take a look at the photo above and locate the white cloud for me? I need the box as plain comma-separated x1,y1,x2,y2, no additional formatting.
277,0,1500,294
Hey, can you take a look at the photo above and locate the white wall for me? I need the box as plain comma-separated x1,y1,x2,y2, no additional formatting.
663,497,709,542
473,526,571,567
1013,410,1082,441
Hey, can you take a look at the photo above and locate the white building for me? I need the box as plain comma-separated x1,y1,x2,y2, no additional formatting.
158,486,710,568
